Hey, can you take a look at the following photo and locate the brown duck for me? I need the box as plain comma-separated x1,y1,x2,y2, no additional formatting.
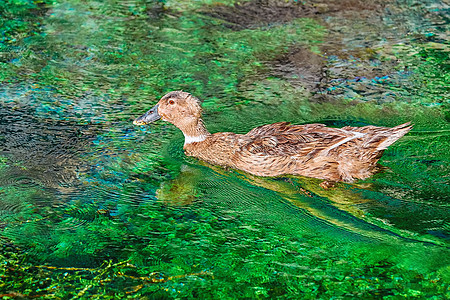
133,91,412,184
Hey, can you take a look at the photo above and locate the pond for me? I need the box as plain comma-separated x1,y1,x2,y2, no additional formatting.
0,0,449,298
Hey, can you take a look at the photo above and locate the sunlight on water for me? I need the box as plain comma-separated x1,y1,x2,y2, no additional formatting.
0,0,449,298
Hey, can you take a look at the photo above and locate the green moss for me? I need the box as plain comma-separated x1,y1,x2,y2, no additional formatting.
0,0,48,43
391,43,449,105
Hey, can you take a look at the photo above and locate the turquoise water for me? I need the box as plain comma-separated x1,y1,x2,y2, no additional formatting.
0,0,449,298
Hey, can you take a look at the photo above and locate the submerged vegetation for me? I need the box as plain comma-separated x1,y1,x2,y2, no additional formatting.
0,0,51,44
0,0,449,298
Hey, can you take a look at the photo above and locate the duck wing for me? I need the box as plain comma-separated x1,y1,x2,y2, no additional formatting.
243,122,357,157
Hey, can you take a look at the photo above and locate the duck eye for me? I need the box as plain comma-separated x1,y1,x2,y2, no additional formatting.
168,99,175,105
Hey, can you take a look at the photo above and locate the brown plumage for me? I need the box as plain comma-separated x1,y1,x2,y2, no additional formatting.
134,91,412,183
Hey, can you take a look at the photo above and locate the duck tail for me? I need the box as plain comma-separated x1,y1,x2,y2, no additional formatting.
372,122,413,151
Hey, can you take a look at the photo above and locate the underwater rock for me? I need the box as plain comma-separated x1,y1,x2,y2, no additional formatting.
271,47,327,92
202,0,317,30
202,0,386,31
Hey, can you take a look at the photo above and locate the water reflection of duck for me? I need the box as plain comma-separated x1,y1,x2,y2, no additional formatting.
134,91,411,185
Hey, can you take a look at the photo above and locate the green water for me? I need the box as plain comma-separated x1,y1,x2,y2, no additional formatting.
0,0,449,298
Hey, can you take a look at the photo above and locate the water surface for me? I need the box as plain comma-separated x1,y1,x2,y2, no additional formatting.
0,0,449,298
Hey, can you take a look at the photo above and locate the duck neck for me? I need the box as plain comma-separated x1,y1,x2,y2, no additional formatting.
180,118,210,146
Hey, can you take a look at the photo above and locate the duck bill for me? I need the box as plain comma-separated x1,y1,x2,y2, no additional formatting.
133,104,161,125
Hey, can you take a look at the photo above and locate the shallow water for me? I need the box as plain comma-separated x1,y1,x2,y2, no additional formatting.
0,0,449,298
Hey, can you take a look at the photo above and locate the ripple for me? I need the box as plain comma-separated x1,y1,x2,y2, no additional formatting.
0,201,24,216
0,105,98,191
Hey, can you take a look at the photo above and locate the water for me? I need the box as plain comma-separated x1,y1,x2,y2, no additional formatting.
0,0,449,298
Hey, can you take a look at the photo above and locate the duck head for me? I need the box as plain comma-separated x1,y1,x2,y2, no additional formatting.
133,91,210,144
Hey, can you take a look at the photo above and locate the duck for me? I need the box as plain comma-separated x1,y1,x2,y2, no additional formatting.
133,91,412,184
